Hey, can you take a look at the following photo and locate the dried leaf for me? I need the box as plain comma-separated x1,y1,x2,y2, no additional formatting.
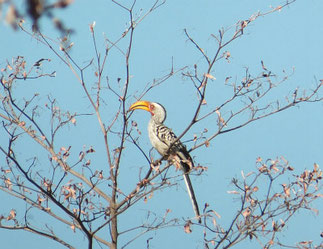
204,73,216,80
282,184,290,197
89,21,96,33
250,199,257,207
258,164,268,172
19,121,26,127
272,220,278,231
5,178,12,190
71,117,77,125
86,147,95,153
252,186,259,192
79,151,85,161
242,208,251,217
270,165,279,172
299,241,312,246
287,166,294,171
163,209,171,219
215,110,226,126
280,219,285,228
275,5,282,11
184,221,192,233
37,195,45,205
2,169,11,174
99,171,103,179
224,51,231,59
262,222,266,232
241,20,248,28
7,209,16,221
225,76,232,84
62,184,77,200
227,190,239,195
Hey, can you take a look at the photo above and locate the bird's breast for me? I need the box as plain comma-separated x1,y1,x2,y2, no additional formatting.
148,121,169,156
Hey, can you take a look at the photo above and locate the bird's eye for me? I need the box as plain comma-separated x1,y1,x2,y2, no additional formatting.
149,104,155,115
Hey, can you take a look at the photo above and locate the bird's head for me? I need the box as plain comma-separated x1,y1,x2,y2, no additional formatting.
129,100,166,123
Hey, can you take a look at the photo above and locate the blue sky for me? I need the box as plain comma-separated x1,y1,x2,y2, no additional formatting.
1,0,322,248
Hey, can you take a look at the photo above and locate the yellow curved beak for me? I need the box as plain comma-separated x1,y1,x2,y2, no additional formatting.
129,100,151,112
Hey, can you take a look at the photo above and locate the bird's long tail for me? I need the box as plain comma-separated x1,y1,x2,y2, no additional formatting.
182,172,201,223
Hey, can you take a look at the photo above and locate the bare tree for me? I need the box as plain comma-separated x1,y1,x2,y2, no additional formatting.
203,158,322,249
0,1,322,249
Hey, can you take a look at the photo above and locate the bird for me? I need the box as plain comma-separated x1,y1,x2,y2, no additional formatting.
129,100,201,223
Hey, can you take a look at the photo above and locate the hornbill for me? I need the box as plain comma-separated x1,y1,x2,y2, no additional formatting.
129,100,201,223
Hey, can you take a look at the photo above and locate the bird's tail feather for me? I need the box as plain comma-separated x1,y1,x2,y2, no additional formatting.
183,173,201,223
